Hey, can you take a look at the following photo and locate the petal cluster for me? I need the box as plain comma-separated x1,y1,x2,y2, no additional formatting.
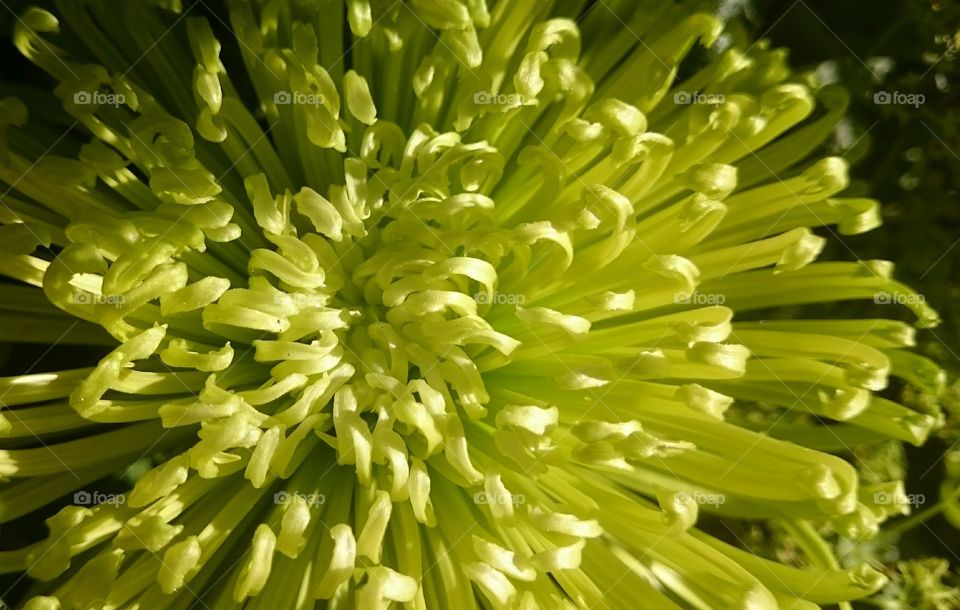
0,1,944,609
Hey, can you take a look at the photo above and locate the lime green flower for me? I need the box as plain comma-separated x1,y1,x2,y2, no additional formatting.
0,1,946,608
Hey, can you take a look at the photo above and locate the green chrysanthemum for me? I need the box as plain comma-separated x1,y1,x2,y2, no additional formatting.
0,1,947,608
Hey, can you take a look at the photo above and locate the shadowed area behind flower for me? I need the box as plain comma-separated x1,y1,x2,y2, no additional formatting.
0,0,948,608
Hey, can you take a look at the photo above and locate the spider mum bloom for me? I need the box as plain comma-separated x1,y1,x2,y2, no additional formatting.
0,1,946,608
